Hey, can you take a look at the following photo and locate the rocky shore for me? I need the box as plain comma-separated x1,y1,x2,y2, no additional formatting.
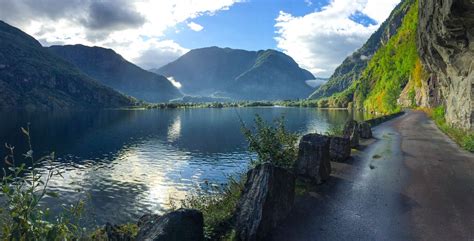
100,113,402,241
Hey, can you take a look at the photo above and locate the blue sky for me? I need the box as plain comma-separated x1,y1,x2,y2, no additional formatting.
168,0,330,51
0,0,400,77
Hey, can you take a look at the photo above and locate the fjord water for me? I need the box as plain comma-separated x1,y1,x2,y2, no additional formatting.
0,107,350,226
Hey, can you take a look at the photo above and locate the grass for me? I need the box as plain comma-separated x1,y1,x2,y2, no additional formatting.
425,106,474,152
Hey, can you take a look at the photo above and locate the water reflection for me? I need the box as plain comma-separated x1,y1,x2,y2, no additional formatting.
0,107,351,226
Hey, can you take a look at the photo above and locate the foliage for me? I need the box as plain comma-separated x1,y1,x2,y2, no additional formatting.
353,0,419,114
0,125,86,240
427,106,474,152
325,123,345,137
89,223,138,240
241,115,299,169
176,176,245,241
309,0,414,100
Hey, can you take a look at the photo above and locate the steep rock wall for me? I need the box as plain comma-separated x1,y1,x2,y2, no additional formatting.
418,0,474,129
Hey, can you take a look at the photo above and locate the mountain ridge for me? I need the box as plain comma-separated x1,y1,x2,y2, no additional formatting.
48,44,182,103
153,46,315,101
309,0,414,99
0,21,135,110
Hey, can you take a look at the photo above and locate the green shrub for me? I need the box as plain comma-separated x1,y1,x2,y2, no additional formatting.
0,125,86,240
177,176,245,241
462,134,474,152
427,106,474,153
241,115,298,169
325,123,344,137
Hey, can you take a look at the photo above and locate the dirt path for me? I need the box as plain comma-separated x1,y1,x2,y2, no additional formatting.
272,111,474,241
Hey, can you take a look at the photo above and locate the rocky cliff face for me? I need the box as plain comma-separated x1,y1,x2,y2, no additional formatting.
418,0,474,129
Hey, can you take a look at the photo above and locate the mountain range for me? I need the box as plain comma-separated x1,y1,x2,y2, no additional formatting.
153,47,316,100
48,45,182,103
0,21,135,110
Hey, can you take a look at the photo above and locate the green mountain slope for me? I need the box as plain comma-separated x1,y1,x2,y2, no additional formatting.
353,0,419,114
48,45,182,103
309,0,413,99
153,47,315,100
0,21,135,110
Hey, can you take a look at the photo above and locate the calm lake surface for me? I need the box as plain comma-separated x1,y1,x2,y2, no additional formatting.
0,107,350,226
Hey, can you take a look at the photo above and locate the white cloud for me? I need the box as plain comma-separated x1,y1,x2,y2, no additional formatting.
304,0,313,7
187,21,204,32
1,0,242,69
275,0,400,77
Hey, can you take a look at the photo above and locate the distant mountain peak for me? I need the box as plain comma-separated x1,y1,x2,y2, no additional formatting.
153,46,314,100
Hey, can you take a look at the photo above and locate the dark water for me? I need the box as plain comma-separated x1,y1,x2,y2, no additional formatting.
0,107,350,226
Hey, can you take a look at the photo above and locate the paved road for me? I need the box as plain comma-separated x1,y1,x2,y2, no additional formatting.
272,111,474,241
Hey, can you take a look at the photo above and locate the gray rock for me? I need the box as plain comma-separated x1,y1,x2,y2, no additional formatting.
295,133,331,183
359,122,373,139
235,163,295,241
418,0,474,130
343,120,358,137
330,136,351,162
343,120,360,148
136,209,204,241
350,127,360,148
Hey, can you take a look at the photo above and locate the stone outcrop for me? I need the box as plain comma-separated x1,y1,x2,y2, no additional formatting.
329,137,351,162
295,134,332,183
418,0,474,130
358,122,373,139
135,209,204,241
235,163,295,241
343,120,360,148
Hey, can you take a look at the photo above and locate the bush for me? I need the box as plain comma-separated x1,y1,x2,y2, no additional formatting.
462,134,474,152
427,106,474,153
241,115,298,169
0,125,86,240
176,176,245,241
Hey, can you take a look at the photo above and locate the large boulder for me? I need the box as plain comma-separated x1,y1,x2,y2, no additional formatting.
235,163,295,241
343,120,360,148
343,120,358,137
295,133,331,183
358,122,373,139
330,136,351,162
350,127,360,148
136,209,204,241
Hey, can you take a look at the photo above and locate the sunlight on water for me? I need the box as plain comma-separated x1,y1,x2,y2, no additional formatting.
0,107,350,225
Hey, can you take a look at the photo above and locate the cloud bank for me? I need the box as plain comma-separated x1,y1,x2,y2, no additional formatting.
275,0,400,77
0,0,241,69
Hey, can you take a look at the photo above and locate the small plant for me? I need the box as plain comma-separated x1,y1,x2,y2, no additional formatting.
462,134,474,152
325,123,344,137
0,124,85,240
177,176,245,241
241,115,298,169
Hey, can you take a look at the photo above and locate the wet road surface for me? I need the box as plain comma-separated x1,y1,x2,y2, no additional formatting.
272,111,474,241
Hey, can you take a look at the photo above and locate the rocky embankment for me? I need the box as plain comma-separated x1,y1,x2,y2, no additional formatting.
102,114,402,241
417,0,474,129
